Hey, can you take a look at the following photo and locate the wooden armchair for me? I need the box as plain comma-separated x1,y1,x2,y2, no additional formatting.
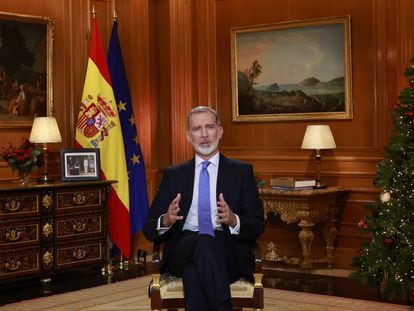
149,240,264,311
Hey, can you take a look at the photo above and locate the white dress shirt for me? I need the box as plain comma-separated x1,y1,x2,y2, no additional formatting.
157,152,240,234
183,153,220,231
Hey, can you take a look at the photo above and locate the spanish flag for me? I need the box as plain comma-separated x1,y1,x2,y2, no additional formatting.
75,15,131,258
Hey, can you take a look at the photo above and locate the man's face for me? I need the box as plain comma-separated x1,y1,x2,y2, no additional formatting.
186,111,223,160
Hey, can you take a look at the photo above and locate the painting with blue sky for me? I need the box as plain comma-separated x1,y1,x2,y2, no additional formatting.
231,16,352,122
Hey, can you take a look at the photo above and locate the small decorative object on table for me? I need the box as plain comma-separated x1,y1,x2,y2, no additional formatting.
255,174,266,188
0,138,42,185
270,177,316,189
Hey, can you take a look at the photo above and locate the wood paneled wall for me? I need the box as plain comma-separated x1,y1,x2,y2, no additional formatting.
0,0,413,268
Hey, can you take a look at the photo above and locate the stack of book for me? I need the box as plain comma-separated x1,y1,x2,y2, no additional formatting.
270,177,316,190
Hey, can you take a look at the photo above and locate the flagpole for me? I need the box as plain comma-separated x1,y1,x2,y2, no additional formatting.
109,12,128,272
86,4,118,277
119,254,125,270
119,254,122,269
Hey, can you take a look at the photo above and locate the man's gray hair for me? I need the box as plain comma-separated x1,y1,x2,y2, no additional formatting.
186,106,221,129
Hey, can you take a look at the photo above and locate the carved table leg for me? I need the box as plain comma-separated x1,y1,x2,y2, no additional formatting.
297,210,314,269
322,218,338,268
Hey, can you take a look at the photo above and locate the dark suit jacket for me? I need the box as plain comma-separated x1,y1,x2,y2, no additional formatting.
143,153,264,278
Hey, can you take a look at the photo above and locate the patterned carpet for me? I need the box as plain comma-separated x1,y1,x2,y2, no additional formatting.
1,275,410,311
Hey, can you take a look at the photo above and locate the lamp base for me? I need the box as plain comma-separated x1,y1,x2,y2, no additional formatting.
37,178,55,183
37,173,55,183
313,181,327,189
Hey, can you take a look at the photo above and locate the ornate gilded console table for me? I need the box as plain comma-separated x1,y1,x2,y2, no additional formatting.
259,187,348,269
0,180,115,284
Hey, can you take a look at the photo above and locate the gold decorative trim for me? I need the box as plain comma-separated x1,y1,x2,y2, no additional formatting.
151,273,161,288
0,11,55,128
42,250,53,267
42,194,53,209
42,222,53,237
253,273,263,288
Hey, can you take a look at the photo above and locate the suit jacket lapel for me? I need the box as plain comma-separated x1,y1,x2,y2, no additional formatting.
217,153,233,200
217,154,235,233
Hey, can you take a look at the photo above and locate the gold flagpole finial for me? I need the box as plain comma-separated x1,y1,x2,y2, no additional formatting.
113,10,118,21
92,5,97,18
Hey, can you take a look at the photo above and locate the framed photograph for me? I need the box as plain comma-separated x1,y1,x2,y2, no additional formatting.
0,11,54,128
231,16,352,122
60,149,101,182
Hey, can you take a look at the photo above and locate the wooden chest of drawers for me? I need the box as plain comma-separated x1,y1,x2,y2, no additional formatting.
0,180,114,283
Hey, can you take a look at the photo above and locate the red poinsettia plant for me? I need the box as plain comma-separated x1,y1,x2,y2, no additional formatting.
0,138,42,173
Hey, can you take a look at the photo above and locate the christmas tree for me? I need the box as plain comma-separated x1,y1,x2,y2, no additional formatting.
351,57,414,302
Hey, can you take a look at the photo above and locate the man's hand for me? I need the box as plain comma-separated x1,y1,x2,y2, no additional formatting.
216,193,237,227
162,193,184,227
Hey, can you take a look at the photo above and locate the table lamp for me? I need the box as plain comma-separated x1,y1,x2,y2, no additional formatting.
29,116,62,183
301,125,336,189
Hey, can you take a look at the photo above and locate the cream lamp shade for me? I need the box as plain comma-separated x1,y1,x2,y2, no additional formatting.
29,116,62,183
301,125,336,150
29,116,62,143
301,125,336,189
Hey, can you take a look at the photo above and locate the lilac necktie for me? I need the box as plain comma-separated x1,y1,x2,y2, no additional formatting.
198,161,214,236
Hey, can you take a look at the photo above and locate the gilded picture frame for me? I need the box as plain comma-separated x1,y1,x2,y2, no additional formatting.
0,11,54,128
231,16,352,122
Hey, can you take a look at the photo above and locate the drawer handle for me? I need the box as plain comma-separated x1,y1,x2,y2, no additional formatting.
5,228,22,242
5,199,21,212
73,193,86,205
5,259,22,272
72,221,87,233
72,248,87,260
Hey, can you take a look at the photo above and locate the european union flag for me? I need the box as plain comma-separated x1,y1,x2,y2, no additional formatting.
107,19,149,237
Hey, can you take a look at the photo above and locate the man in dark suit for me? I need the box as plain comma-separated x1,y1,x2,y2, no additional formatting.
143,106,264,311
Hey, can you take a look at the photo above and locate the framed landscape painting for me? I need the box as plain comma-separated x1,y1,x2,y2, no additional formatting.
0,11,54,128
231,16,352,122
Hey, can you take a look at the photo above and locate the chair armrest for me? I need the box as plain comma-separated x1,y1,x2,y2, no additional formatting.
149,240,163,298
152,240,162,274
251,241,262,273
251,241,264,290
